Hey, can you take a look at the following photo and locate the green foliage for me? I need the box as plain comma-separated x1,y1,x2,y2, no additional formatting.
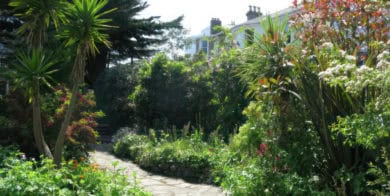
102,0,183,61
130,53,214,131
0,145,150,195
8,49,58,99
209,30,248,138
41,86,103,161
128,44,246,137
94,64,140,129
230,102,272,155
216,156,333,195
9,0,66,48
59,0,114,56
331,111,389,150
366,148,390,195
113,130,220,183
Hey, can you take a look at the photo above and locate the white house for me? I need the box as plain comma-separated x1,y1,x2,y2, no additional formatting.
185,5,299,56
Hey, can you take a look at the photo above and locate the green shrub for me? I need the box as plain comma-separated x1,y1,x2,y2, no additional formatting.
113,131,218,183
0,146,150,195
94,64,140,129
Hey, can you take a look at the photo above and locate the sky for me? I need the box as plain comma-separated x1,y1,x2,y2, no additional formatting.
140,0,294,36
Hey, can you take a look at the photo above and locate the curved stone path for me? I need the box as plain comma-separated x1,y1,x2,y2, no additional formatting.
90,144,227,196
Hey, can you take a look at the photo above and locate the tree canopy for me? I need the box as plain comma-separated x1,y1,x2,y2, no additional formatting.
85,0,183,85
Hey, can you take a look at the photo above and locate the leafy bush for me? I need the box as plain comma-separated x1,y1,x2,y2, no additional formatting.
114,131,220,183
42,86,104,161
215,156,333,195
0,145,150,195
94,64,140,129
130,54,198,130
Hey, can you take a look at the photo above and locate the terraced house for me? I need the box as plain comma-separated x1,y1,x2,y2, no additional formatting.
185,5,299,56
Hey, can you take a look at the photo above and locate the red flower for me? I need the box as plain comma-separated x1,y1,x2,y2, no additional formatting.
257,143,268,156
276,154,281,161
46,121,54,127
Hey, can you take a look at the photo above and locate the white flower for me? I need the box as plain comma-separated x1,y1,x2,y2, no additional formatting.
339,50,346,57
377,60,390,69
339,76,348,81
318,70,333,79
320,42,333,50
357,65,373,74
345,64,356,72
334,64,344,74
364,4,375,13
377,50,389,61
345,55,356,62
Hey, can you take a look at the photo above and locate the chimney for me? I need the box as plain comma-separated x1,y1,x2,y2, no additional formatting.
246,5,262,20
210,18,222,35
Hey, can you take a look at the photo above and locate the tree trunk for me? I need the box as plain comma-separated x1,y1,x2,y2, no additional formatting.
53,83,79,167
32,83,53,158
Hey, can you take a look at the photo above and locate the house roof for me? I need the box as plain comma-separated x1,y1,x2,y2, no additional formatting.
230,6,300,31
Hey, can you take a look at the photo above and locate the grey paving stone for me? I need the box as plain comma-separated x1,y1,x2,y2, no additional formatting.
90,145,226,196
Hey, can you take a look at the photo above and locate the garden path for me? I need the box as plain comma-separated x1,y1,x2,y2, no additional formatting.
90,144,226,196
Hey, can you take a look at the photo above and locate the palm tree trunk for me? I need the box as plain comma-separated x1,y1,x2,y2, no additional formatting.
53,83,79,167
32,83,53,158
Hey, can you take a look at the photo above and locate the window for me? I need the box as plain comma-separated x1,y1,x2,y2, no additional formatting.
201,40,208,54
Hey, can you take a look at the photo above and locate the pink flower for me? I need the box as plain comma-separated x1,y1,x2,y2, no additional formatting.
257,143,268,156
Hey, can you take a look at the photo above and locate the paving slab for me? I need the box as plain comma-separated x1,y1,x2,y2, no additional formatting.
90,144,228,196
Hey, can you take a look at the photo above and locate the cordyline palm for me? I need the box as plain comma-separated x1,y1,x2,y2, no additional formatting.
54,0,115,166
9,0,65,49
9,50,58,158
9,0,65,158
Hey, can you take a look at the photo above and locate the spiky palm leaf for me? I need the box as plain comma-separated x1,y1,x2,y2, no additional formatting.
9,0,66,48
59,0,115,83
61,0,114,56
10,49,58,100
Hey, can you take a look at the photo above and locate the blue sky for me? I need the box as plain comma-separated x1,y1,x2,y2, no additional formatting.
140,0,294,35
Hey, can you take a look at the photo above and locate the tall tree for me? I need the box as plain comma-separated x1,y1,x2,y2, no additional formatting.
54,0,114,166
8,50,58,158
8,0,65,158
85,0,183,85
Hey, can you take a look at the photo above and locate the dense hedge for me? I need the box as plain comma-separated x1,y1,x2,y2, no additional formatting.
114,132,215,183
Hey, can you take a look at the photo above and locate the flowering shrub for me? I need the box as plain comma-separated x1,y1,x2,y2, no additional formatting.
42,85,104,160
318,45,389,95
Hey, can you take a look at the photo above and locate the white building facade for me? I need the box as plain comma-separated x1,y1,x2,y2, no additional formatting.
185,6,299,56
